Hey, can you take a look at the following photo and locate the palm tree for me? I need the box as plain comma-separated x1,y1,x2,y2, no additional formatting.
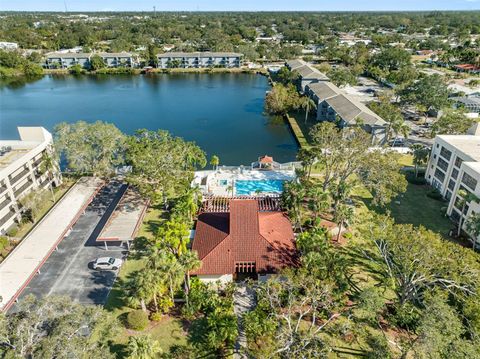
307,185,330,222
456,190,480,237
411,144,430,177
333,203,354,242
127,335,162,359
298,96,316,124
39,152,57,202
179,251,201,306
282,181,306,232
125,268,156,313
297,147,316,180
149,250,184,302
465,213,480,250
210,155,220,171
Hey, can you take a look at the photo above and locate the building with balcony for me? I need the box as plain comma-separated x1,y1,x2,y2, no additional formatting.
45,52,137,69
157,52,242,69
425,130,480,246
97,52,137,68
305,81,387,145
286,59,329,92
45,52,91,69
0,127,61,234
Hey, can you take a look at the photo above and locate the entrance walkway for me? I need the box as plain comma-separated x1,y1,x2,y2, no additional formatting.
0,177,103,311
233,283,256,359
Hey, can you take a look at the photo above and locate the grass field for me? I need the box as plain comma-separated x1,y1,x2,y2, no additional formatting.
105,204,189,356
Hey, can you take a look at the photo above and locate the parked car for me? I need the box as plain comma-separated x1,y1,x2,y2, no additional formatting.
92,257,123,270
389,138,407,147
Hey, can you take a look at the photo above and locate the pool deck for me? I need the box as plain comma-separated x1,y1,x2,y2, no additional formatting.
193,168,296,196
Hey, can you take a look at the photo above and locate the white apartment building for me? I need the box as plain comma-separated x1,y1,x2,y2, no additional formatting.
425,130,480,245
0,127,61,234
157,52,242,69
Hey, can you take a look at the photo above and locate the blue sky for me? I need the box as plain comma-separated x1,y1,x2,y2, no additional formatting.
1,0,479,12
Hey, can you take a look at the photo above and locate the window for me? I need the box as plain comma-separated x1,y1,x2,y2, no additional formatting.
462,172,478,191
437,157,449,172
451,168,459,180
434,168,445,182
450,209,461,224
446,190,452,200
448,179,456,191
440,146,452,160
454,157,463,168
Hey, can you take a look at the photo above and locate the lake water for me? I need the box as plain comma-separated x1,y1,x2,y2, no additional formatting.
0,73,298,165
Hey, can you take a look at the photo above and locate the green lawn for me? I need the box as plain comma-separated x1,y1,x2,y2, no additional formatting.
355,177,452,238
105,204,189,356
386,182,452,237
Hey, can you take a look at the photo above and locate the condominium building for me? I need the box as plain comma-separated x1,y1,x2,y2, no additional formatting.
425,130,480,245
45,52,137,69
157,52,242,69
286,59,329,92
0,127,61,234
305,81,387,145
45,52,91,69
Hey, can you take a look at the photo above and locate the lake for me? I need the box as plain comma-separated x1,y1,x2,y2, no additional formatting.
0,73,298,165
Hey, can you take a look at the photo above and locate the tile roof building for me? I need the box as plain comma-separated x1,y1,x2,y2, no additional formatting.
192,198,297,283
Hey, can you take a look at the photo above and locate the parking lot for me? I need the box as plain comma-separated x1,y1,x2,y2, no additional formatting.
13,181,128,309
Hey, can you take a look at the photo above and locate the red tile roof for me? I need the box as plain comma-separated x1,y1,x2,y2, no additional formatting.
192,199,297,275
259,155,274,164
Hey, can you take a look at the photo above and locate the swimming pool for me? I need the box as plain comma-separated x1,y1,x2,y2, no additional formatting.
235,180,285,195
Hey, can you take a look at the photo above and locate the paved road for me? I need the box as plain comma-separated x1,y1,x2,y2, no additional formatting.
11,181,128,311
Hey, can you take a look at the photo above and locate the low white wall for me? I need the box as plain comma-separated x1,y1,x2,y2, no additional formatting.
198,274,233,285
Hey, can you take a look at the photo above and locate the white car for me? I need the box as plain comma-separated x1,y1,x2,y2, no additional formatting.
92,257,123,271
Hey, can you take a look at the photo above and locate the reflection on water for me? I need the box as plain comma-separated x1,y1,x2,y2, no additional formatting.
0,73,298,165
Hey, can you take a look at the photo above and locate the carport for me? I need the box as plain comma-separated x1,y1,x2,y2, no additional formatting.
96,187,148,250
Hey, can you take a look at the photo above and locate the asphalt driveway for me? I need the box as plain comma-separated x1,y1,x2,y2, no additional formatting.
12,180,128,309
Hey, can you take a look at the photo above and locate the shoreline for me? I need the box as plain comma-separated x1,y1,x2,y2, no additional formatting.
1,66,268,80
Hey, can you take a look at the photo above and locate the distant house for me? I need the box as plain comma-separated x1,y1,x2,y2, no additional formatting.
45,52,91,69
0,42,18,51
453,64,480,74
191,198,297,283
157,52,242,69
451,96,480,114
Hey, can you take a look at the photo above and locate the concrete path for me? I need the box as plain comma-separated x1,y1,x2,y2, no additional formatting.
233,283,256,359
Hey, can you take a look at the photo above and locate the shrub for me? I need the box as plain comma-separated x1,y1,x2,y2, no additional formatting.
150,312,163,322
0,236,9,251
426,189,444,201
7,225,18,237
126,309,149,330
390,302,420,330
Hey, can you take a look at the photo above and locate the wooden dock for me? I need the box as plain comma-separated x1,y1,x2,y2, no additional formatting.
285,114,309,149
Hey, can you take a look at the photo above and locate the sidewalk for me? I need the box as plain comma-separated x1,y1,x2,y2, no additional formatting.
0,177,103,311
233,283,256,359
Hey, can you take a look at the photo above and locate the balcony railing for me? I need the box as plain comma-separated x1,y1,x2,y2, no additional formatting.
9,167,30,185
14,180,33,198
0,196,11,212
